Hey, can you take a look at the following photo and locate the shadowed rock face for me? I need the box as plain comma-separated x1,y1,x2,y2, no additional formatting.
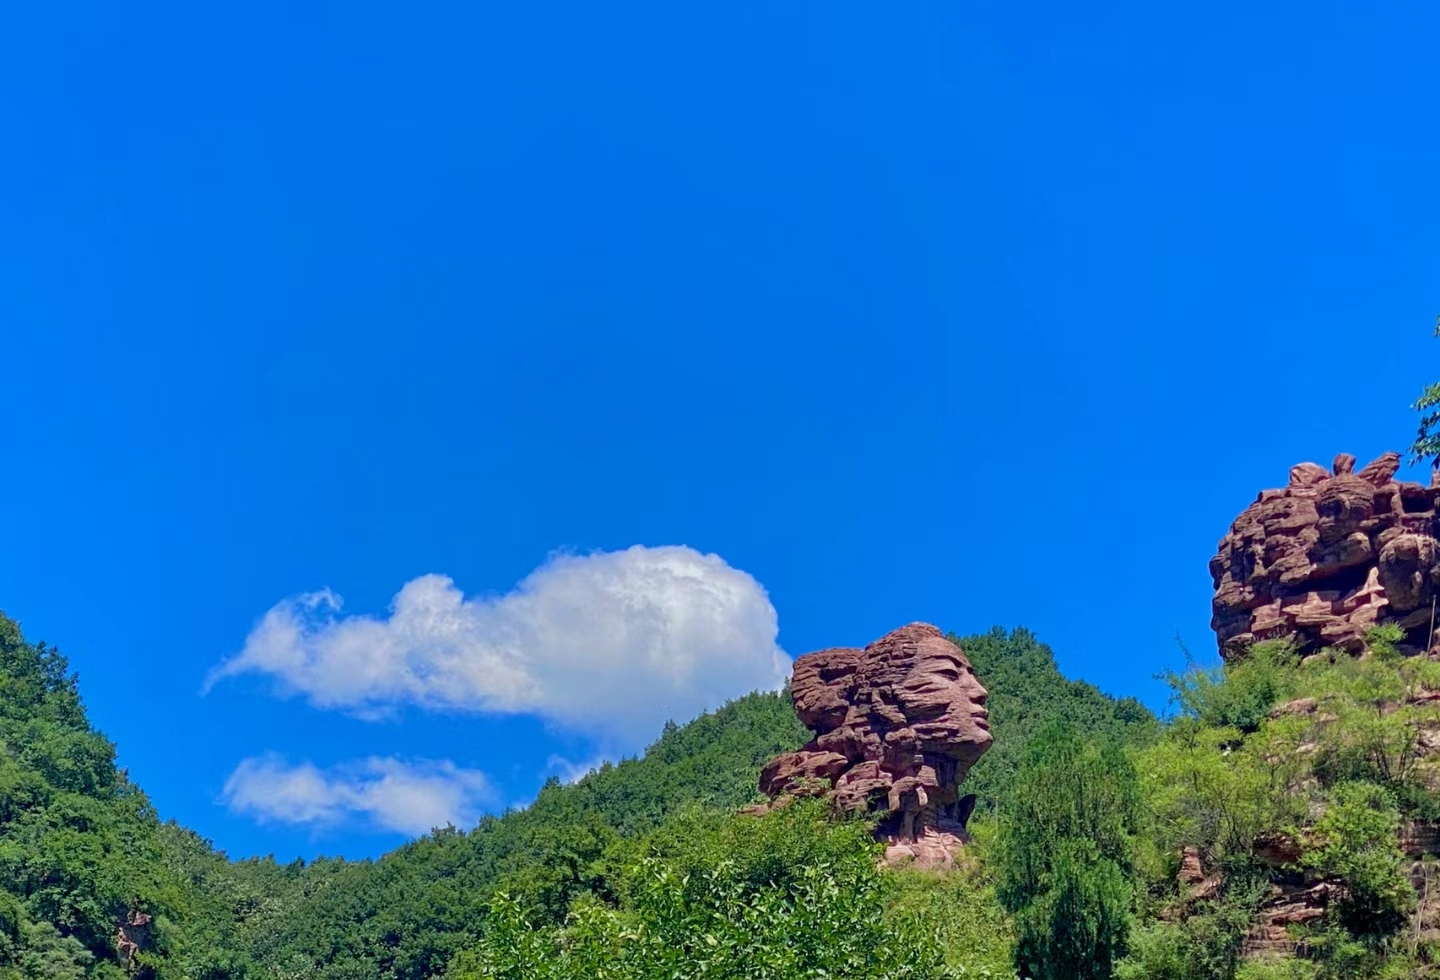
1211,451,1440,660
758,623,992,865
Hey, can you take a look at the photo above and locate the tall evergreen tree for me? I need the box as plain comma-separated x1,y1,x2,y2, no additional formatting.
995,718,1139,980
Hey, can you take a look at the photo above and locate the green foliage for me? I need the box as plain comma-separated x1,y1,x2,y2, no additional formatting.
0,612,195,979
995,719,1140,980
1303,783,1411,944
952,628,1158,815
1301,633,1440,806
885,827,1016,978
1139,715,1311,872
1234,960,1321,980
1165,640,1299,735
1410,316,1440,467
1115,878,1266,980
1132,627,1439,979
450,802,991,980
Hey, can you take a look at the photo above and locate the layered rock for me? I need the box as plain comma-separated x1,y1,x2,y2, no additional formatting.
1195,453,1440,964
1178,827,1440,960
758,623,992,866
1210,451,1440,659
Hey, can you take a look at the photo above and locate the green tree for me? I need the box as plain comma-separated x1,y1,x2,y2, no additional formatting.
1301,628,1440,810
1410,315,1440,467
1115,877,1267,980
1304,782,1412,946
995,719,1140,980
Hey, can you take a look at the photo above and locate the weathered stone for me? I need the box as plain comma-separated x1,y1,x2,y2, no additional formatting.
1268,697,1317,719
1179,847,1205,884
1211,452,1440,659
758,624,991,866
1357,451,1402,487
115,911,153,970
790,647,863,730
1400,820,1440,858
1244,882,1336,958
1253,831,1303,868
1289,462,1330,488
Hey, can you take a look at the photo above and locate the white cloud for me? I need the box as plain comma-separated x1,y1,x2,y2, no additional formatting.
222,754,493,836
206,545,789,744
546,753,613,785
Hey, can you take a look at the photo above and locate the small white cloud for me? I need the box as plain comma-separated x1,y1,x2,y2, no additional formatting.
545,753,613,785
222,754,493,836
206,546,789,745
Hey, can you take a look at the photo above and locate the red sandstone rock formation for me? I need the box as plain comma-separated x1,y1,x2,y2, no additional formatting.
1206,455,1440,963
1244,882,1336,959
758,623,992,866
1210,451,1440,659
115,910,153,969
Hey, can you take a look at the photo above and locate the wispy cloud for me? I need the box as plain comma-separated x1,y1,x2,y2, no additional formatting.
545,753,613,785
221,754,493,836
206,545,789,745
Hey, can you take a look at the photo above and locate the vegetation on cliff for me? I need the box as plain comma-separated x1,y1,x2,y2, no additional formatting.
1410,317,1440,467
1110,624,1440,980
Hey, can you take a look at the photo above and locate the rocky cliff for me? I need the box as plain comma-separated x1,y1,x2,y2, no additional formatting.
1210,451,1440,659
757,623,992,865
1209,451,1440,960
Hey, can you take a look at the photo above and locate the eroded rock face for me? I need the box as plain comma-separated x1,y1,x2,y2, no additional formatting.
115,911,153,969
758,623,992,866
1211,451,1440,659
1244,882,1336,959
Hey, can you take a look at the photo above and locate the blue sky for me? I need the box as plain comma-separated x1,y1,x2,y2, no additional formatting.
2,2,1438,860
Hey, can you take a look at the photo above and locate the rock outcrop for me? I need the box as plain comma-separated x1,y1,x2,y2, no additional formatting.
1210,451,1440,659
115,911,153,969
758,623,992,866
1196,453,1440,965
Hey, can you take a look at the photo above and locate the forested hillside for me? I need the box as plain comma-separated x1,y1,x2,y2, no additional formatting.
0,614,198,977
0,612,1155,979
952,627,1158,812
194,687,812,979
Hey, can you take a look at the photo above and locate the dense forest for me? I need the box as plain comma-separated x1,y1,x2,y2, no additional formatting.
4,607,1440,978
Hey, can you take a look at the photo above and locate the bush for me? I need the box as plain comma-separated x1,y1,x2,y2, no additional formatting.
1303,783,1412,944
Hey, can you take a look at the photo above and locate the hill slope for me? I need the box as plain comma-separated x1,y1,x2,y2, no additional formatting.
0,614,192,978
954,627,1159,812
194,689,811,979
0,612,1154,979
